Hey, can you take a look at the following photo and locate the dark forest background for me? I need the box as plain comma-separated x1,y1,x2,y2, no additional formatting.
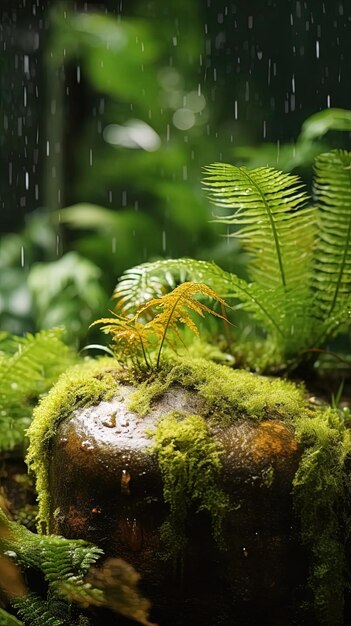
1,0,350,338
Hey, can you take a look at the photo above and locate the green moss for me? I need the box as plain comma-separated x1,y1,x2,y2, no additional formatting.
151,411,230,558
130,356,307,424
293,409,351,626
26,357,121,530
128,375,169,417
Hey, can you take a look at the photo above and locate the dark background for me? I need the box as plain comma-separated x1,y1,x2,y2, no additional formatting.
1,0,350,231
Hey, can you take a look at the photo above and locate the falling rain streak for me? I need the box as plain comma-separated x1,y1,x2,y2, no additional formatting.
0,0,350,341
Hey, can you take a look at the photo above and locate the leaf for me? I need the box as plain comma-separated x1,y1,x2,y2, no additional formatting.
202,163,315,292
28,252,107,343
94,280,230,368
12,595,66,626
50,10,161,109
138,282,230,367
300,108,351,141
313,150,351,322
0,508,154,626
91,314,152,368
0,329,76,451
0,608,23,626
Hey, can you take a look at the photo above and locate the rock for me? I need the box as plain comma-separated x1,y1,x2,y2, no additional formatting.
45,371,306,626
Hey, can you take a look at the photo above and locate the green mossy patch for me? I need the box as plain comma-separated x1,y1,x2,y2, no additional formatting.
26,357,121,530
293,409,351,626
151,411,230,558
129,356,307,424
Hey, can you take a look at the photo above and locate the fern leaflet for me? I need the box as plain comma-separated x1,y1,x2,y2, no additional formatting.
0,330,76,451
203,163,314,293
313,150,351,317
0,507,154,626
139,282,229,367
94,281,230,368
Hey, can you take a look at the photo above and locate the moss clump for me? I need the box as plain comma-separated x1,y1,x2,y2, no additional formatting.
26,358,121,530
293,409,351,626
151,412,230,558
129,356,307,424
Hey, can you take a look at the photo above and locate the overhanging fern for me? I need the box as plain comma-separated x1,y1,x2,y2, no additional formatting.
0,507,154,626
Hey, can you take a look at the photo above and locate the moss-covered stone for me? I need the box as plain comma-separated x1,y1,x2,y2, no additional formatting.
26,353,351,625
129,356,307,423
293,408,351,626
26,358,121,530
27,355,308,531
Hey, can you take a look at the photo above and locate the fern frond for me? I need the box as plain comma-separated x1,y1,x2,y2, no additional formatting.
91,314,152,367
12,595,66,626
113,264,181,315
95,281,230,368
138,282,229,367
0,608,23,626
313,150,351,321
312,296,351,346
0,330,76,451
114,259,289,339
202,163,315,292
0,507,154,626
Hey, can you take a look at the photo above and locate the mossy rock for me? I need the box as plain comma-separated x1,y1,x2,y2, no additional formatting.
27,357,351,626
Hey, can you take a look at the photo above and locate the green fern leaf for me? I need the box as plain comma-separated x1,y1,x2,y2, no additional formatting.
114,259,287,339
0,508,154,626
202,163,315,292
12,595,66,626
0,329,76,451
0,609,23,626
313,150,351,318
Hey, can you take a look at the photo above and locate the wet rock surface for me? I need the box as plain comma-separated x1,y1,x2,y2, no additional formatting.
49,383,310,626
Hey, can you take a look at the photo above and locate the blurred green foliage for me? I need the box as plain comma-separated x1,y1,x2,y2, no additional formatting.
232,108,351,172
1,4,351,345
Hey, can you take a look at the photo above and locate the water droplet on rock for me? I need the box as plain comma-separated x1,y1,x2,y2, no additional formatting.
121,469,131,495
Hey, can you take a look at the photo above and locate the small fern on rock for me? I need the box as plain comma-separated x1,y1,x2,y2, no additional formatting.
92,282,229,369
112,150,351,372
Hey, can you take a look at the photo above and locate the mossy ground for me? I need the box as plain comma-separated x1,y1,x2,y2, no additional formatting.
26,354,351,625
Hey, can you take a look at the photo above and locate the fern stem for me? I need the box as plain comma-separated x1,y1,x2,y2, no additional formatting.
327,165,351,316
301,347,351,368
241,168,286,288
220,302,233,350
135,330,150,369
140,337,150,369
